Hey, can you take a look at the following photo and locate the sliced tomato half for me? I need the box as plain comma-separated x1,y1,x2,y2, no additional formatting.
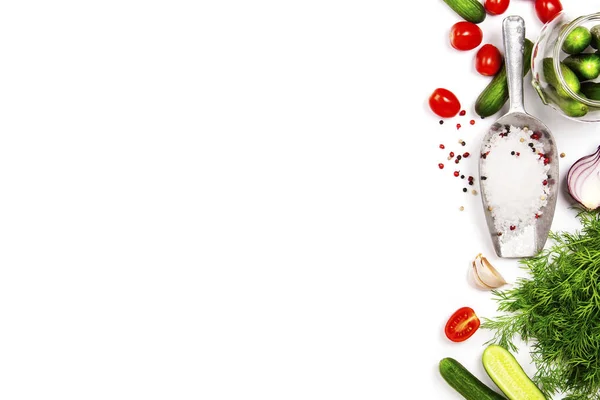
444,306,480,342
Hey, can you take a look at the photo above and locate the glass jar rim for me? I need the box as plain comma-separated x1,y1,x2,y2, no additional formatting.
553,11,600,108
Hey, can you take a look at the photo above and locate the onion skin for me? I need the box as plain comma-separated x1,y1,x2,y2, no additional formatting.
567,146,600,210
567,150,598,204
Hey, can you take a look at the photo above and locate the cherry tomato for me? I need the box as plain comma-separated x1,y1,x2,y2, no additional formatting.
444,306,480,342
429,88,461,118
484,0,510,15
534,0,562,24
450,22,483,51
475,44,503,76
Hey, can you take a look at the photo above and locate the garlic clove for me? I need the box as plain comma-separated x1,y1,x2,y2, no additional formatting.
471,254,507,290
471,262,495,289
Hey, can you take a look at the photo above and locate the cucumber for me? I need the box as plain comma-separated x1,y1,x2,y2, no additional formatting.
439,357,507,400
562,26,592,54
442,0,486,24
482,345,546,400
475,39,533,118
546,87,589,117
543,58,580,98
581,82,600,100
563,53,600,81
591,25,600,49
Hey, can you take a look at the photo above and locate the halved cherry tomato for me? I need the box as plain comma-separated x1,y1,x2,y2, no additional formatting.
429,88,461,118
450,22,483,51
484,0,510,15
476,44,503,76
444,306,480,342
534,0,562,24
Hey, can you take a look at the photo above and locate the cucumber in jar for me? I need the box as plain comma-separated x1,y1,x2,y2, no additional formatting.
562,26,592,55
563,53,600,81
591,25,600,49
543,58,580,98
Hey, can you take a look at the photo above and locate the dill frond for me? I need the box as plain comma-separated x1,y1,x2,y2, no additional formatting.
482,210,600,399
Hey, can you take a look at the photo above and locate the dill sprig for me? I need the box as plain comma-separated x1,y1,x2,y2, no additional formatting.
482,209,600,399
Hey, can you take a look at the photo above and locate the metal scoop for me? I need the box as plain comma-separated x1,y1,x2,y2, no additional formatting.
479,16,558,258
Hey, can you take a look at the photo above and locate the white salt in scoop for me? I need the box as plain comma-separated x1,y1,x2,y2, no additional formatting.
479,16,558,258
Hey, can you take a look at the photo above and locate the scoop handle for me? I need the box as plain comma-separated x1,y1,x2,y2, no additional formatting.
503,16,526,114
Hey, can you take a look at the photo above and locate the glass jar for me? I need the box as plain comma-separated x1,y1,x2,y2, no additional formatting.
532,11,600,123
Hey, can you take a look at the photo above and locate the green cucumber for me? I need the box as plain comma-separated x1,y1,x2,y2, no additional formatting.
562,26,592,54
591,25,600,49
546,86,589,117
439,357,506,400
563,53,600,81
543,58,580,98
581,82,600,100
482,345,546,400
475,39,533,118
442,0,486,24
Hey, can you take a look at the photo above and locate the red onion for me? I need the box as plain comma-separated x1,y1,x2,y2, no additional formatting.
567,146,600,210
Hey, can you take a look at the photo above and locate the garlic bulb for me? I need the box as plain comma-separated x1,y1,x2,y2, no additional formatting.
471,254,507,290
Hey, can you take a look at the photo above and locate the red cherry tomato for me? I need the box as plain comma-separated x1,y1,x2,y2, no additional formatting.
450,21,483,51
484,0,510,15
429,88,461,118
475,44,503,76
444,306,480,343
534,0,562,24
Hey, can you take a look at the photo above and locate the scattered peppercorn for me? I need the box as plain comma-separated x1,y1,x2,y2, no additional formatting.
510,226,516,231
470,120,475,125
463,188,467,193
456,124,461,130
461,141,466,146
468,181,474,186
481,176,487,180
438,163,444,169
497,232,502,236
488,206,493,211
457,155,462,160
454,171,460,177
560,152,566,158
459,110,466,116
528,143,534,147
439,120,444,125
463,152,470,158
543,179,548,185
472,190,477,195
459,206,465,211
511,151,515,155
455,159,460,164
520,138,525,142
439,144,445,149
449,152,455,157
460,175,465,179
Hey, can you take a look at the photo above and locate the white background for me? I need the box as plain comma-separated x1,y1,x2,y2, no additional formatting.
0,1,598,399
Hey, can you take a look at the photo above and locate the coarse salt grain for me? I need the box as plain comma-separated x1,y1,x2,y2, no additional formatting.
480,125,550,239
